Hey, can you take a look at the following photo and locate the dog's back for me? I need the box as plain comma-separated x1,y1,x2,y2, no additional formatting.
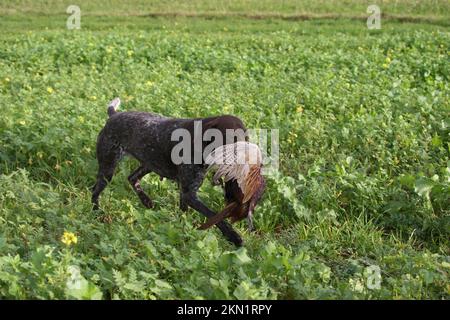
97,101,247,180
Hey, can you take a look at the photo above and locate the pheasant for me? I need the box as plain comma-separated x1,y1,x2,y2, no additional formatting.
199,141,266,230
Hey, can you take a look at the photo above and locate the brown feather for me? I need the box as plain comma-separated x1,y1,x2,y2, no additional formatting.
229,202,250,223
198,202,239,230
242,165,264,203
199,147,265,230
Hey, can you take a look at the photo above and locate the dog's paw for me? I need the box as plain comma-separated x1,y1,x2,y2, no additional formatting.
227,232,244,247
142,198,154,209
232,236,244,247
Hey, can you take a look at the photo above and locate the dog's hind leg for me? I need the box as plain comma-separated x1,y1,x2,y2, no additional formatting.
128,166,153,209
92,164,117,211
92,138,121,211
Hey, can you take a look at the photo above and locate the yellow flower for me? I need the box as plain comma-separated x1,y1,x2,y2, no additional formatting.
37,151,44,159
385,57,391,63
4,77,10,82
296,105,304,113
145,80,154,87
127,50,134,57
106,47,113,54
90,95,97,101
19,120,26,125
382,63,389,69
61,231,78,246
47,87,54,94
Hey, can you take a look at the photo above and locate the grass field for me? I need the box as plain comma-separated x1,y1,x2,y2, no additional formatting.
0,1,449,299
1,0,449,18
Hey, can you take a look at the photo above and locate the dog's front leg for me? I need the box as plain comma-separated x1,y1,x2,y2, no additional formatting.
182,191,243,247
179,183,188,212
178,166,243,246
179,194,188,212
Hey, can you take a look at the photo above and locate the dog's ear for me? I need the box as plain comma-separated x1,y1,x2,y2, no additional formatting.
202,118,220,132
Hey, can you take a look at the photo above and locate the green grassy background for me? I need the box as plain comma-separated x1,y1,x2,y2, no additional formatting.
1,0,449,17
0,2,449,299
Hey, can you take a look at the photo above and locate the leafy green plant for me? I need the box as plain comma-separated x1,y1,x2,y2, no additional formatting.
0,11,448,299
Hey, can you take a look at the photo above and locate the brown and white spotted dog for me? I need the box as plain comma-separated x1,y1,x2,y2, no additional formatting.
92,98,265,246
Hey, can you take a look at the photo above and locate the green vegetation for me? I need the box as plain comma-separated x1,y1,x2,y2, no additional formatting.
1,0,449,18
0,2,449,299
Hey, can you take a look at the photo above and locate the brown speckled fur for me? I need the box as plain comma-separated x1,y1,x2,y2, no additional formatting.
92,105,251,246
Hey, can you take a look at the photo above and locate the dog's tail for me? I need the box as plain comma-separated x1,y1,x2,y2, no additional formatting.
107,97,121,117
